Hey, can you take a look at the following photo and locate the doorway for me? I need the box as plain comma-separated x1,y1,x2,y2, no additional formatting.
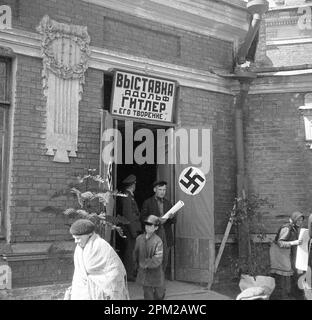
115,120,173,210
115,119,175,279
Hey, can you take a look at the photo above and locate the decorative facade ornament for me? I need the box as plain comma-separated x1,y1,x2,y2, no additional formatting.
299,93,312,149
37,15,90,162
0,264,12,289
0,5,12,30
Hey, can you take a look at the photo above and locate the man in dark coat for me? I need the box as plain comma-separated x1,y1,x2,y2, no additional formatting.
141,180,176,274
117,174,142,281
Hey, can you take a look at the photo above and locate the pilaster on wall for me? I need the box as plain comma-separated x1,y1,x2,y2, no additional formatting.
37,16,90,163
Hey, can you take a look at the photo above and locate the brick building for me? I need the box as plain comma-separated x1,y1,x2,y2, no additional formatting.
248,0,312,233
2,0,308,291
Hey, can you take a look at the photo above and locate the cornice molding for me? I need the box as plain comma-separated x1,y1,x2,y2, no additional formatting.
82,0,249,42
266,16,299,26
0,28,41,57
90,48,235,95
249,71,312,94
0,28,236,95
267,37,312,45
269,3,312,11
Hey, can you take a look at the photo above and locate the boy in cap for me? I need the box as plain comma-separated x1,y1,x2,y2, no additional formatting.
65,219,129,300
116,174,142,281
133,214,165,300
141,180,176,274
270,211,305,299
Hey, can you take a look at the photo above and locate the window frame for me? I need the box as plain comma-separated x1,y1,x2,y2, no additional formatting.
0,57,11,239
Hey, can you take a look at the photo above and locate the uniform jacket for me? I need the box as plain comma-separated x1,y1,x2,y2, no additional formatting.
141,196,176,247
133,232,164,287
118,190,142,239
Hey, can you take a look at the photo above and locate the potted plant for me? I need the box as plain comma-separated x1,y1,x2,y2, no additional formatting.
42,168,129,241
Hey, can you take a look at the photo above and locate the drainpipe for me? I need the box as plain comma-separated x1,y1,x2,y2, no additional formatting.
234,77,254,272
207,0,269,280
232,0,269,271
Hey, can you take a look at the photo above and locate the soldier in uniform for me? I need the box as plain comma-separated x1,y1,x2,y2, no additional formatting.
117,174,142,281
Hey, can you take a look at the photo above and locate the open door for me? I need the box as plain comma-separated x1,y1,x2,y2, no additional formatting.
99,110,115,243
157,127,176,280
174,126,215,287
157,163,175,280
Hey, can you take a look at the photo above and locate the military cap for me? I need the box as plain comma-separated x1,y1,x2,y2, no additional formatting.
122,174,136,186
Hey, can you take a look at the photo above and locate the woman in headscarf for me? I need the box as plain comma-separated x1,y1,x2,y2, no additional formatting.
65,219,129,300
270,211,304,300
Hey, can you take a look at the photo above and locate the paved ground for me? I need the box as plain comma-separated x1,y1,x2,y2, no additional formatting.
128,280,239,300
0,279,240,300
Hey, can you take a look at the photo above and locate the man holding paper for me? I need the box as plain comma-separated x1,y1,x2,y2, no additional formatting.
141,180,176,275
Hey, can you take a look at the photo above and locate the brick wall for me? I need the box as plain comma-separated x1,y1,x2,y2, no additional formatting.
266,43,312,67
10,257,73,287
256,7,312,68
3,0,237,238
4,6,236,219
245,91,312,233
4,54,103,286
179,87,236,234
2,0,233,72
0,0,239,286
10,54,103,243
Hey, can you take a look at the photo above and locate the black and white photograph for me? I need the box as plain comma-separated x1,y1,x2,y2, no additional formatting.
0,0,311,307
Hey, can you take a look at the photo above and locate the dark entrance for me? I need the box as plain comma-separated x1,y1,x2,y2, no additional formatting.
115,120,175,279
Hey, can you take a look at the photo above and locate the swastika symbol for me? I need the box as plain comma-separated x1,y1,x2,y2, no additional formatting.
106,162,113,191
179,166,206,196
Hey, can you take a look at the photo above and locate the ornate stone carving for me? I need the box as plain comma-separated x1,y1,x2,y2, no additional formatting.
37,15,90,162
0,264,12,289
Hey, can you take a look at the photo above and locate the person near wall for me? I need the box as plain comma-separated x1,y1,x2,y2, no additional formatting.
305,213,312,299
133,214,165,300
116,174,142,281
65,219,129,300
269,211,305,300
141,180,176,275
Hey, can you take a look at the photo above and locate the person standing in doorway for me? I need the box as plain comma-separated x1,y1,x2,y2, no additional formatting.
141,180,176,275
117,174,142,281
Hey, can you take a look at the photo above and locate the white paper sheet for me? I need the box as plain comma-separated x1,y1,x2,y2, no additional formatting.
162,200,184,220
296,228,310,271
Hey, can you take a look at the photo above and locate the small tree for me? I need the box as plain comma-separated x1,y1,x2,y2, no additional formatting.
230,193,273,278
42,168,129,240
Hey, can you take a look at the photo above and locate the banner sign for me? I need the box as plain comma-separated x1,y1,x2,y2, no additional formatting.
100,110,114,191
99,110,115,243
111,70,177,123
